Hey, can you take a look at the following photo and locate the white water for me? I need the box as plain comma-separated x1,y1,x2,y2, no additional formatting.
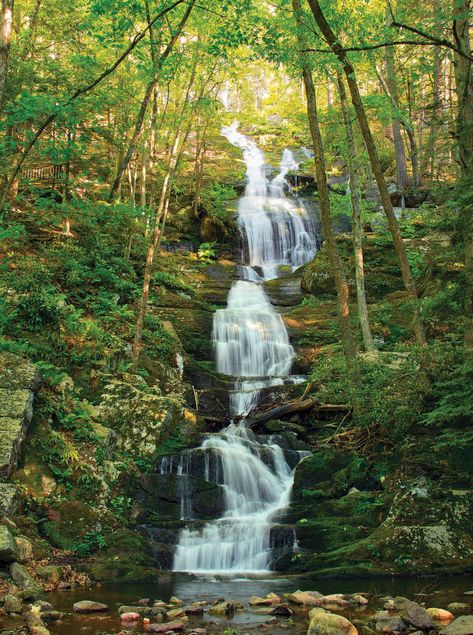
171,123,317,574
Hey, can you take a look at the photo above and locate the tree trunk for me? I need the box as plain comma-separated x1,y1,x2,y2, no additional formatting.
292,0,357,371
385,4,409,190
375,66,421,191
0,0,13,112
337,72,375,353
108,0,196,202
306,0,426,345
132,131,181,363
193,117,209,217
422,44,443,179
452,0,473,344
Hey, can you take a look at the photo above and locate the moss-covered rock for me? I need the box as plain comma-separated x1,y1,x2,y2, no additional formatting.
0,353,41,477
41,500,99,550
10,562,42,599
0,525,19,562
82,529,159,583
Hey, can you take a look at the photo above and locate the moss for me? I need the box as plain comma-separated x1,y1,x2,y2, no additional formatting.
82,528,159,583
41,501,99,550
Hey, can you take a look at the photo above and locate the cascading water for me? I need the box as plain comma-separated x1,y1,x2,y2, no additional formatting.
171,123,317,574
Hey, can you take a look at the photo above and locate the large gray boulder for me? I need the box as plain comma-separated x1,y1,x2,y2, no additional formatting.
0,352,41,477
10,562,42,599
0,525,19,562
440,616,473,635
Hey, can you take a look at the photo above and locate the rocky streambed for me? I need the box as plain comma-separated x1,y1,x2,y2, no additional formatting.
2,575,473,635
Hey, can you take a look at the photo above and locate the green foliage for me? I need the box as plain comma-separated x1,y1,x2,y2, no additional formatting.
422,347,473,430
153,270,192,294
199,183,236,222
198,241,218,261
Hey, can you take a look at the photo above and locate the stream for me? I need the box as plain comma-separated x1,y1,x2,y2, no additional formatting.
22,574,473,635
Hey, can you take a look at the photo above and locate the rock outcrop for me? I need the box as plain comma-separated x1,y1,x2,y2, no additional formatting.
0,352,41,477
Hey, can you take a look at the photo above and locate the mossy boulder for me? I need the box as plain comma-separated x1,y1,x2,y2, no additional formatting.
0,483,18,515
41,501,99,550
83,529,159,583
0,353,41,477
36,565,63,585
294,477,473,576
0,525,19,562
10,562,42,599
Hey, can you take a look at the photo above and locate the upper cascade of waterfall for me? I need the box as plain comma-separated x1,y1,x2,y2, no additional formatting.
221,121,318,280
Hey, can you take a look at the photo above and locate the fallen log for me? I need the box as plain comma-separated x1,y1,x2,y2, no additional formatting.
244,397,350,427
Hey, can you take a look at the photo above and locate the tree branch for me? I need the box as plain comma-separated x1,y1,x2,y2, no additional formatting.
391,19,473,62
303,36,473,60
1,0,186,208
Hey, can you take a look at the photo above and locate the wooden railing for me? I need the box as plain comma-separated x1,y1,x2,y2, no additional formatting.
20,164,66,183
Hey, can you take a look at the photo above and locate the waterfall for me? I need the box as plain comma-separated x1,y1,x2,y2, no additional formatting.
171,123,317,575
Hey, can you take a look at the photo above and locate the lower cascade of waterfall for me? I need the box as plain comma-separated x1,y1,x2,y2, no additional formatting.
170,424,298,574
168,123,318,575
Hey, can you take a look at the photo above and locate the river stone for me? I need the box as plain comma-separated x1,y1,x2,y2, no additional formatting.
440,616,473,635
73,600,109,613
120,612,141,621
208,600,242,616
118,605,165,618
271,605,294,616
383,616,409,633
3,593,22,613
308,608,359,635
147,620,185,633
36,565,63,585
350,594,369,606
286,590,323,606
394,597,434,630
250,594,280,606
25,606,50,635
15,536,33,563
0,525,19,562
427,608,454,623
41,611,64,622
185,605,204,615
448,604,470,614
10,562,42,599
320,594,350,607
167,608,185,619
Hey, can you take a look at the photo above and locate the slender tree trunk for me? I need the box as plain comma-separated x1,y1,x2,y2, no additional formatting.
306,0,426,345
422,45,443,179
292,0,357,371
385,4,409,190
132,58,199,362
375,66,421,191
132,131,181,362
0,0,13,112
108,0,196,202
140,145,147,208
337,72,375,353
452,0,473,344
193,118,209,217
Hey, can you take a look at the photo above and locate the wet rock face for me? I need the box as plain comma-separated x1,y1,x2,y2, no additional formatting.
0,352,41,477
287,445,473,576
135,472,227,521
